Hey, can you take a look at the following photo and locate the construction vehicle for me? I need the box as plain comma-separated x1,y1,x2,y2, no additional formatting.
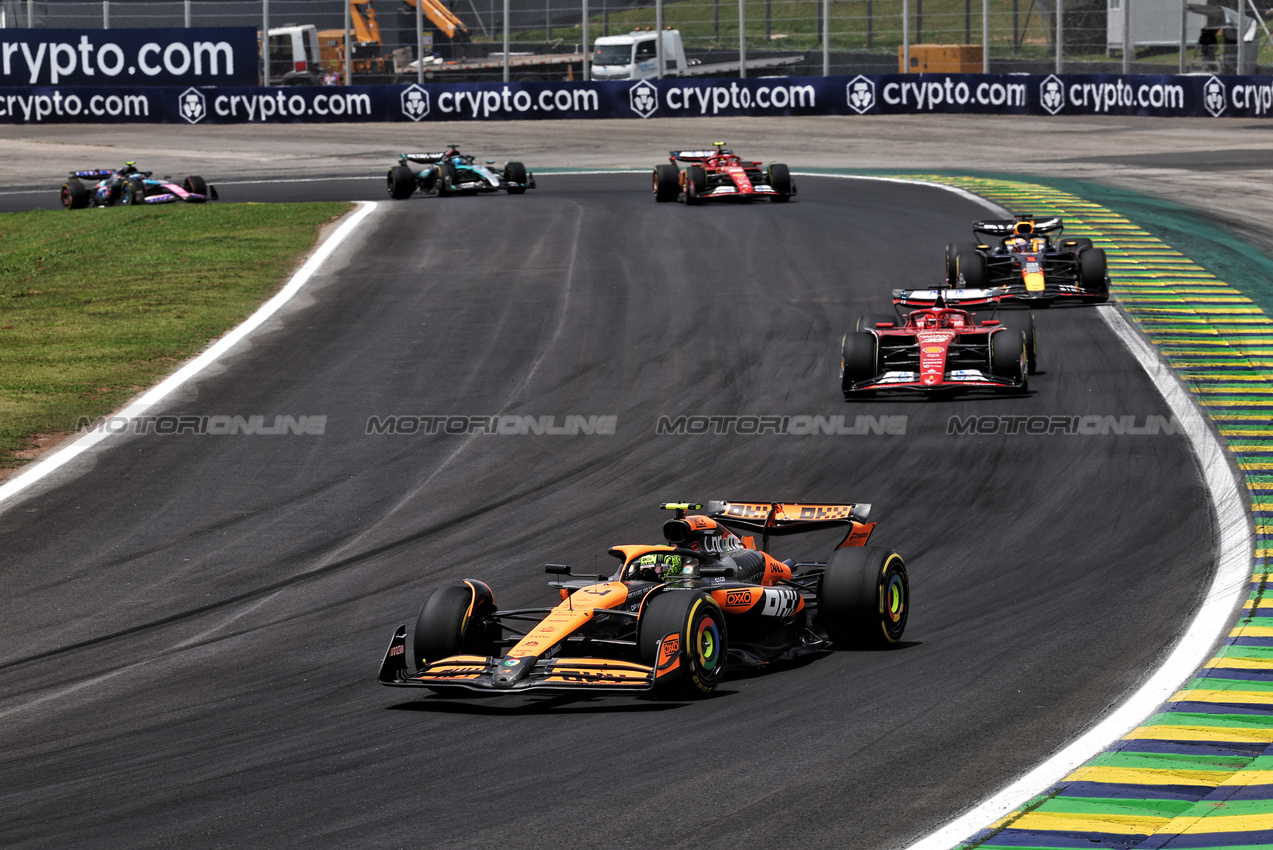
592,29,803,80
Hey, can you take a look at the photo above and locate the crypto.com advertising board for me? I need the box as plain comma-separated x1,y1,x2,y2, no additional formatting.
0,28,257,88
0,72,1269,124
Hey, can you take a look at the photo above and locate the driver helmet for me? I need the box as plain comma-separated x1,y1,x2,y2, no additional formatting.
633,552,687,582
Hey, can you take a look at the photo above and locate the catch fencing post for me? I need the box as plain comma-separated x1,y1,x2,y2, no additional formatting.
185,0,191,27
1122,0,1130,72
103,1,109,28
343,0,351,85
502,0,509,81
739,0,746,77
264,0,271,86
822,0,829,74
582,0,590,80
1056,0,1062,72
417,0,424,83
982,0,989,71
656,0,664,78
1237,0,1246,72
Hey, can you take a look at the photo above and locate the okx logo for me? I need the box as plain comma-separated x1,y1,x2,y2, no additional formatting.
846,75,875,113
401,84,430,121
630,80,659,118
1039,75,1065,115
1203,76,1226,117
179,86,206,124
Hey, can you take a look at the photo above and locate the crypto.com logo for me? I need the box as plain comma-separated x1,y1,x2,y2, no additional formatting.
846,75,875,113
630,80,659,118
401,84,431,121
178,86,206,124
1039,75,1065,115
1203,76,1226,117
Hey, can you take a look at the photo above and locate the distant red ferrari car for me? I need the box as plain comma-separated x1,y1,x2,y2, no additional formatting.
652,142,794,205
841,291,1035,397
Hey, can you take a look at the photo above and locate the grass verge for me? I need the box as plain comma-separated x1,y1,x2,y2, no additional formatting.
0,201,352,474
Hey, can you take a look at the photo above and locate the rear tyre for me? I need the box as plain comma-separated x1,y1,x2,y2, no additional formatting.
683,165,706,206
952,241,987,288
437,162,458,197
856,313,896,332
1079,248,1109,298
387,165,417,199
504,161,528,194
818,547,908,648
61,180,89,210
768,163,792,202
411,583,498,668
991,328,1028,390
653,164,679,202
1001,312,1038,374
639,590,727,697
841,331,878,397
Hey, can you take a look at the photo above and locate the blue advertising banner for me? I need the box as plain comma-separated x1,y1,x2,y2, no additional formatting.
0,28,257,87
0,71,1268,124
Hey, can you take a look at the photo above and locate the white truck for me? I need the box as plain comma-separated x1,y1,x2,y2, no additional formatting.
590,29,802,80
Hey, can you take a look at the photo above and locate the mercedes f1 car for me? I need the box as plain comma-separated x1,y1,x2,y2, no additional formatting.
379,501,907,698
944,215,1108,305
60,162,217,209
841,289,1034,396
652,142,794,205
386,146,535,199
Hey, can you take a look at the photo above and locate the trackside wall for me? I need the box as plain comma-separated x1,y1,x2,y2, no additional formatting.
0,72,1267,123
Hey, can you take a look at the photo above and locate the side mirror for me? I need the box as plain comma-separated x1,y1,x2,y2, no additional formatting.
545,564,572,575
981,320,1000,326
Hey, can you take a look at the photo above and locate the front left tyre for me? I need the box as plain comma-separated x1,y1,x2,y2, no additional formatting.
768,163,793,202
639,590,727,697
504,161,528,194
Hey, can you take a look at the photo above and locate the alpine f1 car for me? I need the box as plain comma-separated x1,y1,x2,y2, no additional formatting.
841,289,1034,397
943,215,1108,305
60,162,217,209
652,142,794,205
386,146,534,199
379,501,907,698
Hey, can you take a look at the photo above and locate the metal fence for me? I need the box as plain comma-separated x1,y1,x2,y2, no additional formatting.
3,0,1270,79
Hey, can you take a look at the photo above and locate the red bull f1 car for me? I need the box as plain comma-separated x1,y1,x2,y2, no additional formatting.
942,215,1108,305
841,290,1035,397
652,142,794,205
378,501,907,698
386,146,534,199
60,162,216,209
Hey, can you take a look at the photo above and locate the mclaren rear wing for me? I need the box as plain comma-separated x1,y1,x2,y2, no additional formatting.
703,500,875,551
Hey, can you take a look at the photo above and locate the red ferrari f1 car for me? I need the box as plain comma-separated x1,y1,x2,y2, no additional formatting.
841,289,1035,397
652,142,795,204
379,501,907,698
943,215,1108,305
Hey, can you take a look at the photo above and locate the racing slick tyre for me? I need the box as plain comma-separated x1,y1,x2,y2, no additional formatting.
504,161,528,194
818,547,908,648
183,176,208,201
1001,312,1038,374
768,163,792,202
653,164,679,202
855,313,896,332
61,180,89,210
1079,247,1110,298
683,165,706,206
639,590,727,697
991,327,1028,391
387,165,417,200
412,583,498,668
437,162,459,197
841,332,878,397
948,242,987,287
121,177,145,206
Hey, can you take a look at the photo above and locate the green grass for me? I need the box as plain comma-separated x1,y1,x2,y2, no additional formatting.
0,202,351,471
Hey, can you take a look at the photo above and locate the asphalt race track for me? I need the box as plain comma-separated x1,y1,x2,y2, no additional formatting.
0,175,1213,849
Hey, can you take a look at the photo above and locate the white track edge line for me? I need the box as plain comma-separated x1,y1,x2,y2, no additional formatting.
0,200,380,512
904,304,1252,850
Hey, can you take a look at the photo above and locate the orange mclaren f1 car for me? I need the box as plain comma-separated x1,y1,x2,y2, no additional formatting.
378,501,907,698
